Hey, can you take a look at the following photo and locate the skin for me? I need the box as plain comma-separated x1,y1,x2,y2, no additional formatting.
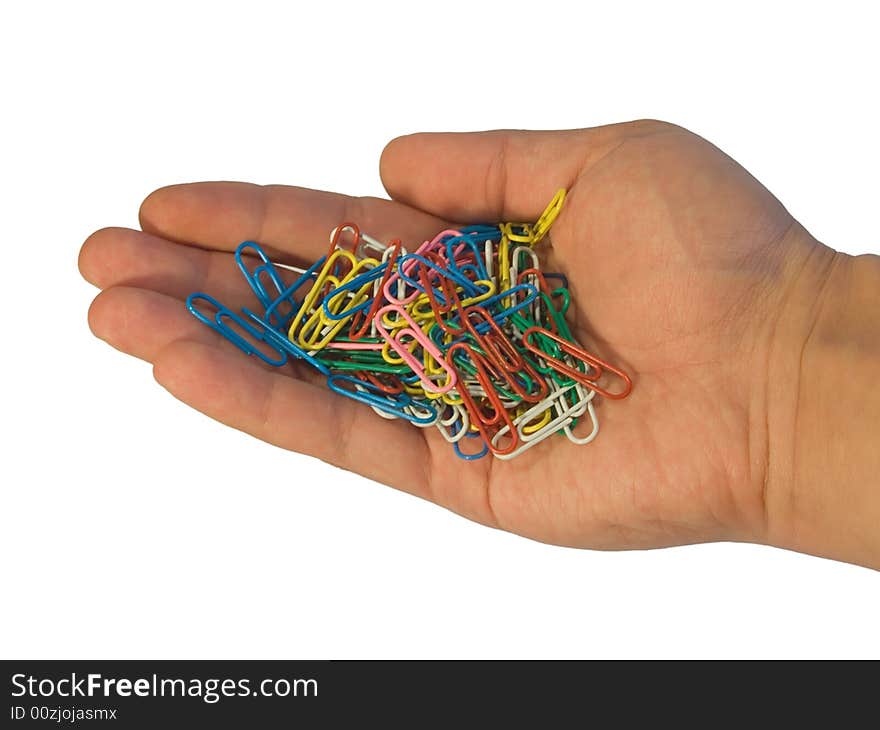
78,120,880,568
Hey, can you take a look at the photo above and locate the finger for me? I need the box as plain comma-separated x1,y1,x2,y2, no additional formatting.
89,285,433,492
153,338,435,499
80,227,258,311
92,287,490,516
379,122,662,221
88,286,316,384
139,182,448,261
88,286,227,362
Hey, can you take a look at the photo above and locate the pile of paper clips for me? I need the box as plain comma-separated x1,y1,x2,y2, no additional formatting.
187,189,632,460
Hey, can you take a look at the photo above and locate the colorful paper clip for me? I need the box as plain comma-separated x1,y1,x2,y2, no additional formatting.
187,189,633,459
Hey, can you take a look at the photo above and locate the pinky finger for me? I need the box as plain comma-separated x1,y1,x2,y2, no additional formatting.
152,339,435,498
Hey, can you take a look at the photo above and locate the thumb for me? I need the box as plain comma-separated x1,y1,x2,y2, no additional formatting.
378,122,658,222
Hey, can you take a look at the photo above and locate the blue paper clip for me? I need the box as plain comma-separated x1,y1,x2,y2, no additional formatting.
543,272,570,290
396,254,480,299
320,262,389,322
443,283,539,337
187,293,287,367
241,309,331,376
444,233,490,281
459,224,503,244
263,255,327,329
326,375,437,424
454,431,489,460
235,242,288,311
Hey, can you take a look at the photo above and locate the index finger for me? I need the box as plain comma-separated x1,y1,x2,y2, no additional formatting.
139,181,449,262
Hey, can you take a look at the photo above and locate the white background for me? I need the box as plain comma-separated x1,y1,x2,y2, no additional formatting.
1,1,878,659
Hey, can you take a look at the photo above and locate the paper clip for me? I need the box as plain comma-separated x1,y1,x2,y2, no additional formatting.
522,327,632,400
185,187,633,461
187,293,288,367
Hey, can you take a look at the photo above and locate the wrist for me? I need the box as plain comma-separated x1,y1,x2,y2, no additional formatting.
765,246,880,567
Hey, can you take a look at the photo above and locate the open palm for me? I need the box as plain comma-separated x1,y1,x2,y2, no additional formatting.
80,121,816,550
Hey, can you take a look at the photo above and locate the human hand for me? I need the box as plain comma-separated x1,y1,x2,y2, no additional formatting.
79,121,880,566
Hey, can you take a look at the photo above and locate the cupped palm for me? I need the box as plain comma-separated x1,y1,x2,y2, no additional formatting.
80,120,812,549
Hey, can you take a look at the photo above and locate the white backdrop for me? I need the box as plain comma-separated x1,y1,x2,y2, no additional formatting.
2,1,877,659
